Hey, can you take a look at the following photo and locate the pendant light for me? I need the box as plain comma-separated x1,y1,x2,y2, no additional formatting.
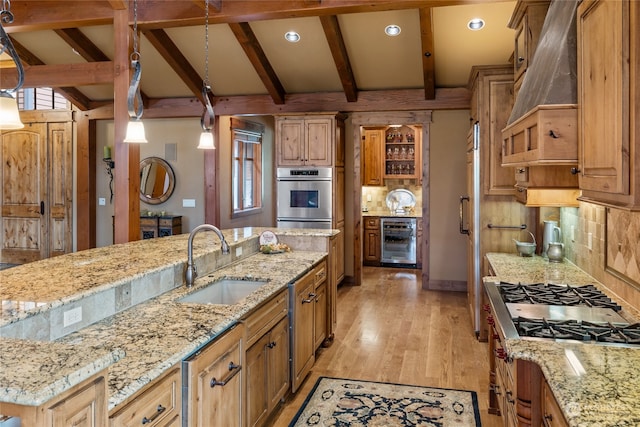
123,0,147,143
197,0,215,149
0,0,25,130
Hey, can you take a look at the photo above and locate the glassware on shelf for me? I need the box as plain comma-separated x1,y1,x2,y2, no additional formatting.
400,146,407,159
387,147,393,159
408,147,414,160
393,147,400,159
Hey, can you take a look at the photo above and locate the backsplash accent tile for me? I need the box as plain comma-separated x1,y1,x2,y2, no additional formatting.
362,180,422,213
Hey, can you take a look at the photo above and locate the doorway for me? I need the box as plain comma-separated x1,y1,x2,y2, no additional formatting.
350,111,432,287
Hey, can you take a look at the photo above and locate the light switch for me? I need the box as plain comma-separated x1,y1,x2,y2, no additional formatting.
587,232,593,250
183,199,196,208
98,198,106,206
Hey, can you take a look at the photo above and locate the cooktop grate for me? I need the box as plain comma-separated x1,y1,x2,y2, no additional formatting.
514,317,640,344
499,282,622,311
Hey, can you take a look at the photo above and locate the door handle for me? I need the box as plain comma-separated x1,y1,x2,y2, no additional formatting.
459,196,469,235
40,201,45,215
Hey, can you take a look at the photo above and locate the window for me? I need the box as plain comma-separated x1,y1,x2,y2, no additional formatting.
17,88,69,110
231,119,264,216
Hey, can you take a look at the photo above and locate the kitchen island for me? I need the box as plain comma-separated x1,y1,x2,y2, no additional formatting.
485,253,640,427
0,227,336,423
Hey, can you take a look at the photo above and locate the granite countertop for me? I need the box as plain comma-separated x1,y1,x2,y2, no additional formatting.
486,252,640,427
0,227,332,410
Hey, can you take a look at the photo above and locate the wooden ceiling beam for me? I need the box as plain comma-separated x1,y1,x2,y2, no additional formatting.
10,37,93,110
228,22,286,105
143,28,206,102
54,28,111,61
1,62,114,87
419,8,436,100
320,15,358,102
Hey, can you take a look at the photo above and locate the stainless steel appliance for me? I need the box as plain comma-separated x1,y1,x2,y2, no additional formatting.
381,217,417,265
276,167,333,229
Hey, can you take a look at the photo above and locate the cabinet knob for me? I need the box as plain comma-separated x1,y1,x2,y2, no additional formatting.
570,167,581,175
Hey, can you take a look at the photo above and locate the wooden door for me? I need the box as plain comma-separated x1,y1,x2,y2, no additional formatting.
1,121,72,264
47,375,107,427
246,334,269,427
291,273,315,393
276,118,304,166
268,316,289,411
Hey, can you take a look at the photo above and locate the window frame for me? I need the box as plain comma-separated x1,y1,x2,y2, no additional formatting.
231,118,265,218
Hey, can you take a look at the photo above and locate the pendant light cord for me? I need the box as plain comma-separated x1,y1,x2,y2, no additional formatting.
201,0,214,132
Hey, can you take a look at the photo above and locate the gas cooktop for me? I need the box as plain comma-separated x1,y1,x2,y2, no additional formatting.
485,280,640,347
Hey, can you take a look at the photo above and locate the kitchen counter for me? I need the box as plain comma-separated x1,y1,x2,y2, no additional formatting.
485,253,640,427
0,227,333,411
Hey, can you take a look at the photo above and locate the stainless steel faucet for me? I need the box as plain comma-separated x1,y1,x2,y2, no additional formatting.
185,224,230,287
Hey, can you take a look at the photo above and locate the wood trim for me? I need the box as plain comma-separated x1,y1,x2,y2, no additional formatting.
75,113,97,250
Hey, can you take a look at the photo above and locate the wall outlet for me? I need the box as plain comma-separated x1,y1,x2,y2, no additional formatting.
571,225,576,242
182,199,196,208
98,197,106,206
366,194,372,202
587,232,593,250
63,307,82,327
235,246,243,257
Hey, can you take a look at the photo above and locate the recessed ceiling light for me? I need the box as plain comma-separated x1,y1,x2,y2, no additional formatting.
467,18,485,31
284,31,300,43
384,25,401,36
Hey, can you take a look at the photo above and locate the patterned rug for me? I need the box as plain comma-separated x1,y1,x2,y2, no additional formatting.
289,377,481,427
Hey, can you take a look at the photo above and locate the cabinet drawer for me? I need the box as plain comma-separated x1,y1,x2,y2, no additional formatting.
364,217,380,230
110,367,181,427
244,289,288,348
313,260,327,286
543,380,568,427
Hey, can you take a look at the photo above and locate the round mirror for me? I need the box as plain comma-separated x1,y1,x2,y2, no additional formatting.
140,157,175,205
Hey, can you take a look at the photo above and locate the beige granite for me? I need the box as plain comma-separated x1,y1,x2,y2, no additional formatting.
0,227,333,411
486,252,640,427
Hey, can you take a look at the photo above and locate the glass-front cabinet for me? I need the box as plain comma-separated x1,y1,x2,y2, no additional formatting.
384,125,421,180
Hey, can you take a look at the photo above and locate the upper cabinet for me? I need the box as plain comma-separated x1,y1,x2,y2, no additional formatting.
508,1,551,100
383,125,421,181
276,114,345,167
577,0,640,209
361,125,422,186
468,65,515,196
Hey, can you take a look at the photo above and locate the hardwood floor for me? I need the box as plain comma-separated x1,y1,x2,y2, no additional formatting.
269,266,502,427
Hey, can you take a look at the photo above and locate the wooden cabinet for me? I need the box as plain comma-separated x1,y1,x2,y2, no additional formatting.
0,371,108,427
501,105,578,166
508,1,551,101
468,65,516,196
313,263,328,350
139,216,182,240
383,125,421,180
244,289,289,427
289,260,327,393
110,366,181,427
542,380,569,427
275,114,345,167
416,218,423,269
577,0,640,209
362,217,381,266
183,325,244,427
362,128,385,186
513,166,580,207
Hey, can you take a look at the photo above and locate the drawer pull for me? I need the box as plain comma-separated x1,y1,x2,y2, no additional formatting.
210,362,241,387
141,404,166,424
302,293,317,304
267,341,276,349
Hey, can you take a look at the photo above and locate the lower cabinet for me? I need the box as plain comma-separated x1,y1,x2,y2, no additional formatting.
363,217,381,266
314,280,327,349
244,289,290,427
183,324,244,427
0,371,108,427
542,380,568,427
110,366,181,427
290,260,327,393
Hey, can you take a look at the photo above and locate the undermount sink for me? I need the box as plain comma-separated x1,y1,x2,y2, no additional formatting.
177,279,268,305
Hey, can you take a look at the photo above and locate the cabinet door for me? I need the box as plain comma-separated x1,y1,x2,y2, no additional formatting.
246,334,269,427
362,128,385,186
267,316,290,410
305,118,333,166
363,228,381,265
276,118,305,166
185,325,243,427
291,273,315,393
47,375,107,427
578,0,630,200
313,281,327,349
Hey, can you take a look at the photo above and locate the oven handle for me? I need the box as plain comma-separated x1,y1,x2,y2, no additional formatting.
459,196,470,235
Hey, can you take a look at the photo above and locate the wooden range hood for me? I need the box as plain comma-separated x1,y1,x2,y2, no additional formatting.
502,0,580,207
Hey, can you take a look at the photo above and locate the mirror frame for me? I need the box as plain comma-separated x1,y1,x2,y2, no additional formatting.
140,157,176,205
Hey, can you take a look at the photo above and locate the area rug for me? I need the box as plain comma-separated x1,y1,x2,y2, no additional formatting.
289,377,481,427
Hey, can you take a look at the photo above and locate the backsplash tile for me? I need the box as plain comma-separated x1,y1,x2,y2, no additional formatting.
362,180,422,213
